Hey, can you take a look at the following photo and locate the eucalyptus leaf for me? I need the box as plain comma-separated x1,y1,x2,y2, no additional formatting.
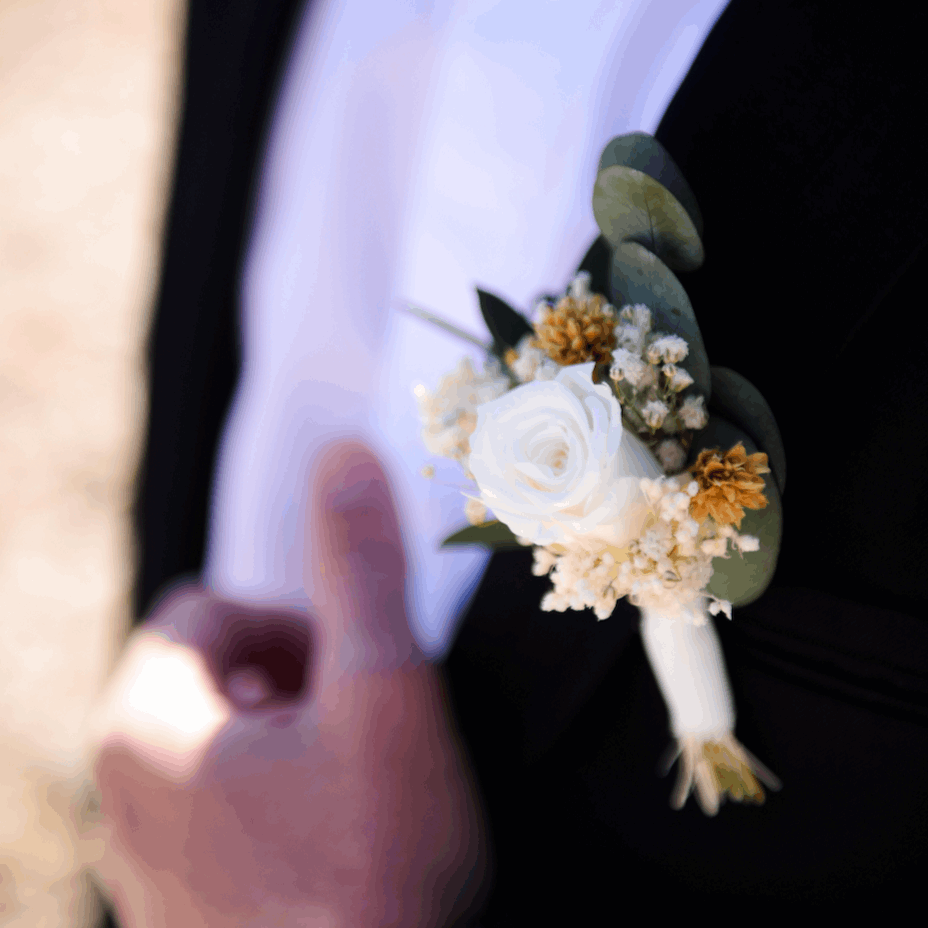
476,288,533,357
708,367,786,496
441,520,525,550
609,240,711,402
593,132,704,273
687,415,783,609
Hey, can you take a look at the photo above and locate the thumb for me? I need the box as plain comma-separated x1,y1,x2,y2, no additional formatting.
305,439,421,674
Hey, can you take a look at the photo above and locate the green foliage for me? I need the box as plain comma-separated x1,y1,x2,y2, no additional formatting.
589,133,711,407
593,132,704,273
476,288,533,360
440,520,526,550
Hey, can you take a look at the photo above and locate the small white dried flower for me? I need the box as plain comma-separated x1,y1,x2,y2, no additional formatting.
609,348,649,387
416,356,510,462
641,399,670,429
638,528,666,562
671,491,691,516
594,590,618,621
674,535,698,559
532,548,558,576
640,477,664,504
734,533,760,553
647,334,689,364
568,271,592,300
509,334,561,383
615,304,652,355
679,394,708,429
700,537,729,558
656,491,689,525
662,363,695,392
618,303,652,331
616,327,644,355
508,335,540,382
655,438,687,473
530,298,552,322
708,597,733,620
541,591,568,612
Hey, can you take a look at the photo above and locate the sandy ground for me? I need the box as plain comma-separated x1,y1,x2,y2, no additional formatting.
0,1,184,923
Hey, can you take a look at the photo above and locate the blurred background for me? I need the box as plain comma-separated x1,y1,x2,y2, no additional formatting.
0,0,184,923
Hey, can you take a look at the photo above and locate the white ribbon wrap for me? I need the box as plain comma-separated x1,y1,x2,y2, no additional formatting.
638,599,735,740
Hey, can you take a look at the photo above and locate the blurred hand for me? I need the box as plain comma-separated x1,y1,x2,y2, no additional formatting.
87,441,490,927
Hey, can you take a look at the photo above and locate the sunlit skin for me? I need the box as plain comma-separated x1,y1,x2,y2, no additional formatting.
88,441,491,927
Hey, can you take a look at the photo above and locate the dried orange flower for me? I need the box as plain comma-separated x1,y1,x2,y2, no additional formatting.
534,292,616,366
688,442,770,528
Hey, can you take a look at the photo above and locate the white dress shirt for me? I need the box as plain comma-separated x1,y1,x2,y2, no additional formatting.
203,0,731,658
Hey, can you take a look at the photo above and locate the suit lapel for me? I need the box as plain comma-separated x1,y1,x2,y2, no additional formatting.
134,0,311,625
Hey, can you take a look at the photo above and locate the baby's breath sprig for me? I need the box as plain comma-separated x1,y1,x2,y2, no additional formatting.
605,304,708,474
532,474,760,623
414,356,510,477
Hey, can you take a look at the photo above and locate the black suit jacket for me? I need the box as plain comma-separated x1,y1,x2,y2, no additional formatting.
117,1,928,923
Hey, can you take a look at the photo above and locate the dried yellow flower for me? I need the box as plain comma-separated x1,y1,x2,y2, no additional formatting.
688,442,770,528
701,739,766,805
534,293,616,366
667,733,776,815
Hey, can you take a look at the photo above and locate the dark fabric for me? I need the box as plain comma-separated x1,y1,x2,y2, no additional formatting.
121,0,928,923
651,0,928,620
131,0,309,624
444,1,928,919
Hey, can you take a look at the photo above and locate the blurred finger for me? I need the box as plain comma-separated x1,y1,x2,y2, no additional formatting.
305,439,420,674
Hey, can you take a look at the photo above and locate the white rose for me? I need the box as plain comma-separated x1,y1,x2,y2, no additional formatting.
468,362,664,550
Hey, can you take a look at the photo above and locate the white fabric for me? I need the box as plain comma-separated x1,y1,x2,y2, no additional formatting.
203,0,731,658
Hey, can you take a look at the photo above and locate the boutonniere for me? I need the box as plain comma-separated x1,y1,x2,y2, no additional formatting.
406,132,784,816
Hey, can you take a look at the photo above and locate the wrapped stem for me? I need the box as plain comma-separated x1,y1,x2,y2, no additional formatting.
639,599,782,815
639,599,735,739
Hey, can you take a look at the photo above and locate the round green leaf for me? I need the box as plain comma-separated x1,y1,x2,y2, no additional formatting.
592,133,704,273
